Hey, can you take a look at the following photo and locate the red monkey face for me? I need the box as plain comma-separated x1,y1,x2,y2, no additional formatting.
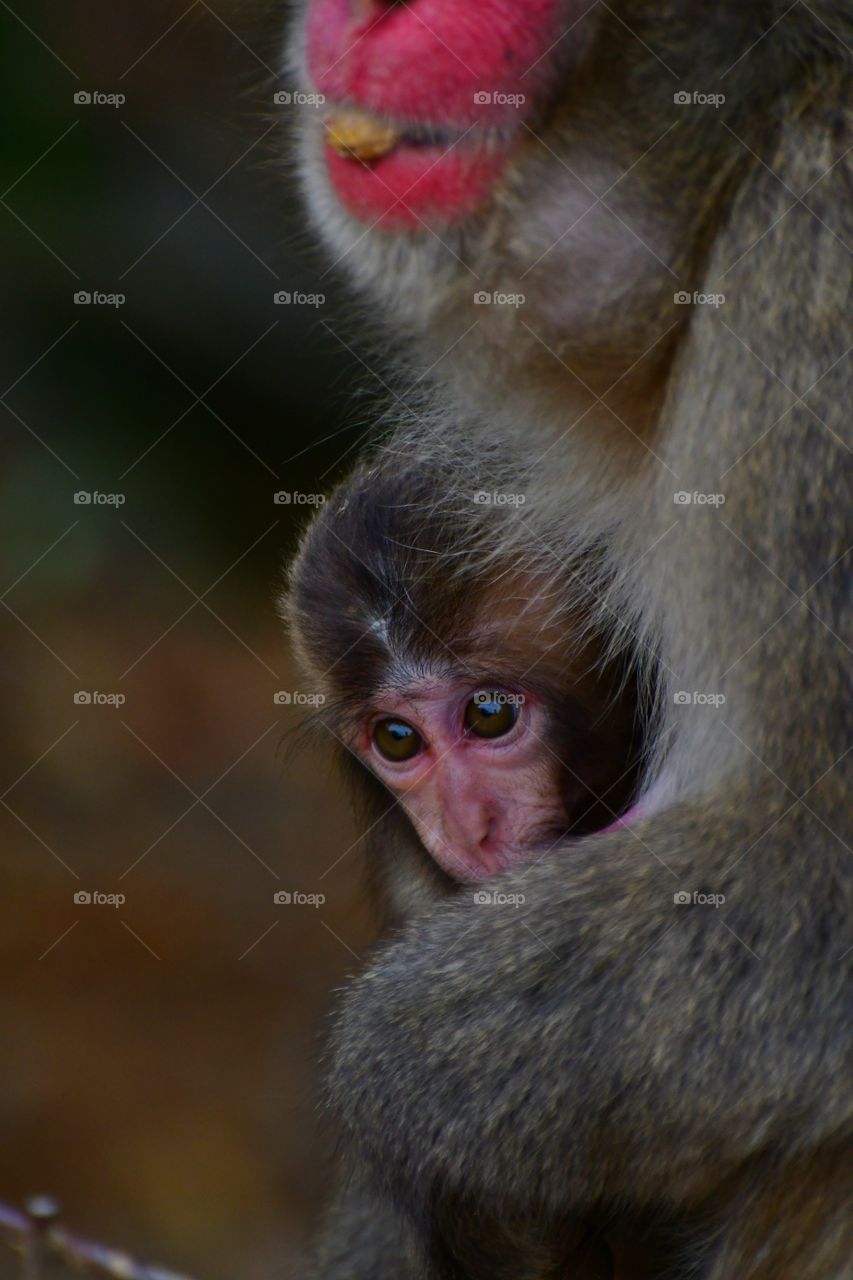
303,0,573,229
352,681,568,883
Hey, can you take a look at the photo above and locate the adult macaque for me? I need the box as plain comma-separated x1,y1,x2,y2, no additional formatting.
284,0,853,1276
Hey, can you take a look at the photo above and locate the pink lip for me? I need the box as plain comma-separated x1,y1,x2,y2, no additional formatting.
305,0,564,227
323,141,513,230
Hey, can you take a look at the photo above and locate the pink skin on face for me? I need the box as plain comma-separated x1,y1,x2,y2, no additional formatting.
304,0,568,229
356,683,568,883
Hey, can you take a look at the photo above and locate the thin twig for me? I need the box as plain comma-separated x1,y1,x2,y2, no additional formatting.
0,1197,200,1280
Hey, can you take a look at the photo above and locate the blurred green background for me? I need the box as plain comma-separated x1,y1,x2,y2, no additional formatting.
0,2,378,1275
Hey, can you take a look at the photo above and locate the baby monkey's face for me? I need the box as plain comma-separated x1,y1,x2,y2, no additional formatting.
350,679,568,884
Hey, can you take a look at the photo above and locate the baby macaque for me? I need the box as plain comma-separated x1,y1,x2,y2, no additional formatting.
287,457,643,885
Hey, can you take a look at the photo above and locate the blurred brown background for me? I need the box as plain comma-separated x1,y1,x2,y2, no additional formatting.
0,2,378,1275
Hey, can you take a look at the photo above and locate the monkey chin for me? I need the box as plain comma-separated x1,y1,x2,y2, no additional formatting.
425,829,570,887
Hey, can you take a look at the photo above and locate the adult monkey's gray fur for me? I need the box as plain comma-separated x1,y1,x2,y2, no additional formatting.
285,1,853,1276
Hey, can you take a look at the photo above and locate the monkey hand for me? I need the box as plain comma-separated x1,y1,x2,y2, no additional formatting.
326,817,829,1231
328,836,679,1214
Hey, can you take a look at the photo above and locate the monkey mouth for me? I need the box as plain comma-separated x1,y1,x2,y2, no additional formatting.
304,0,567,229
319,106,517,230
323,110,520,162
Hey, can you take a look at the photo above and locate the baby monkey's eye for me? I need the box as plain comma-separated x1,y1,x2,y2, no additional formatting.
464,692,520,739
373,718,423,762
